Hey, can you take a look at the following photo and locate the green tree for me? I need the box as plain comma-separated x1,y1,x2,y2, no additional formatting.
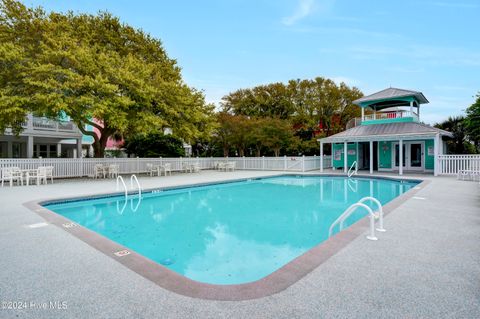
0,0,215,157
124,133,185,157
260,118,294,157
434,116,475,154
221,82,294,119
465,93,480,151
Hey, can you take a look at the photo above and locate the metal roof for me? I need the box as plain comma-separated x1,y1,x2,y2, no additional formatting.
353,88,429,105
319,122,453,143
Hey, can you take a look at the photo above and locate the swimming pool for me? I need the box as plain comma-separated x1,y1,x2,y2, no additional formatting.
43,175,418,286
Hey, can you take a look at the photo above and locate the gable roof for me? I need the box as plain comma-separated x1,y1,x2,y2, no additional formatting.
354,88,429,105
319,122,452,143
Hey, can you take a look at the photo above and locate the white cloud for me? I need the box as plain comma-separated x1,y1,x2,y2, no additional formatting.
282,0,317,26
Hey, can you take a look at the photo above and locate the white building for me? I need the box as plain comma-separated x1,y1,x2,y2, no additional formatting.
0,114,84,158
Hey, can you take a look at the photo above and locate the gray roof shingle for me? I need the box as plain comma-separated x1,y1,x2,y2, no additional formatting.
354,88,429,105
319,122,453,142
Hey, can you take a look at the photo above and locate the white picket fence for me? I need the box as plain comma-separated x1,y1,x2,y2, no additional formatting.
0,155,332,179
438,155,480,175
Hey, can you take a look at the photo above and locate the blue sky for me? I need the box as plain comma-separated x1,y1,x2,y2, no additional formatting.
23,0,480,124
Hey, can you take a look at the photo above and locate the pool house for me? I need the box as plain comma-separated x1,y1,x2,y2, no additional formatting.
318,88,453,176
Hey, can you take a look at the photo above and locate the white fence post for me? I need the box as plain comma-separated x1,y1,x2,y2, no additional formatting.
284,155,287,171
243,156,246,170
262,156,265,170
302,155,305,172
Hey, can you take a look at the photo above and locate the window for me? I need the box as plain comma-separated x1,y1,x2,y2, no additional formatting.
49,145,57,158
12,143,23,158
0,142,7,158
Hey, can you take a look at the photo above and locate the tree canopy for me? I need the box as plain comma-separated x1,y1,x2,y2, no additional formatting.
213,77,362,156
124,133,185,158
0,0,215,157
221,77,363,137
465,93,480,150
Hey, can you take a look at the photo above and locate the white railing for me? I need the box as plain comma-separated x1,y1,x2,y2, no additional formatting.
438,155,480,175
329,203,378,241
130,174,142,197
0,156,332,179
31,116,79,132
363,110,418,122
116,176,128,198
328,196,385,241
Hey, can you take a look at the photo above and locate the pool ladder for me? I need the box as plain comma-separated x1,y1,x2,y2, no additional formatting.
347,161,358,178
328,197,385,241
116,175,142,214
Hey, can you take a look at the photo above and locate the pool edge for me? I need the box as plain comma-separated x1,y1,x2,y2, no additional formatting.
23,174,429,301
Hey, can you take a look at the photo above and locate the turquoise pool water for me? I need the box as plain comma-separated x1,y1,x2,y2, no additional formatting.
44,176,418,285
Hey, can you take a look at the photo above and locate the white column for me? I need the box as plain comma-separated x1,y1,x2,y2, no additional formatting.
57,143,62,158
434,133,440,176
343,141,348,173
410,100,413,115
399,139,403,175
76,139,83,158
7,141,13,158
27,136,34,158
361,107,365,121
320,142,324,172
369,140,373,174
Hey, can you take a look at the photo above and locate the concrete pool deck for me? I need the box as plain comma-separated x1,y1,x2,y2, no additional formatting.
1,170,479,318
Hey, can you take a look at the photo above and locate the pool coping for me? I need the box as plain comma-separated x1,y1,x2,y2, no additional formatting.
23,174,429,301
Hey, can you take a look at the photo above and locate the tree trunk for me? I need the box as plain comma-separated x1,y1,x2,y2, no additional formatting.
93,129,111,158
255,145,261,157
274,148,280,157
238,148,245,157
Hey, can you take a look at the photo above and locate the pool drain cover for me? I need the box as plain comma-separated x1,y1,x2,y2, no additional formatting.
62,222,77,228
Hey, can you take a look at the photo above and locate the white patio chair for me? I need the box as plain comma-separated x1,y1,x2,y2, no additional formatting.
93,164,104,179
225,162,236,172
160,163,172,176
45,166,54,184
217,162,226,171
28,167,47,186
192,163,200,173
146,163,158,177
108,164,119,178
182,162,190,173
1,167,23,187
